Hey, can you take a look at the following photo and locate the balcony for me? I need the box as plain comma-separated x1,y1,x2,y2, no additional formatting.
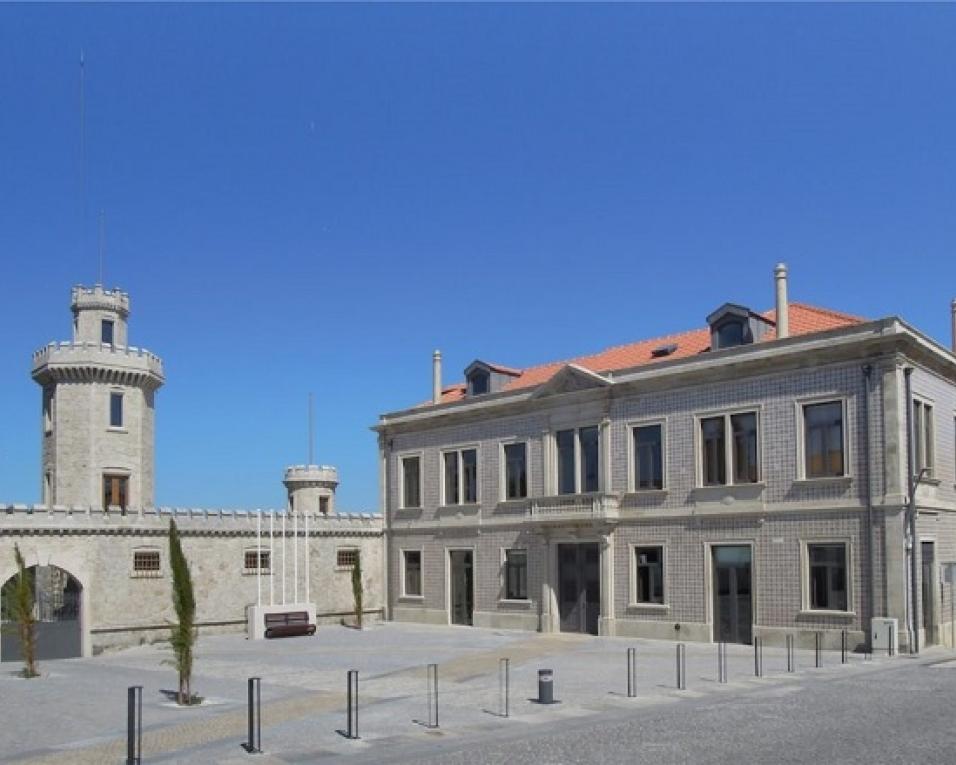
528,494,620,523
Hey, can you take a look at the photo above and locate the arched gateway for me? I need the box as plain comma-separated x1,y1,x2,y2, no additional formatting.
1,565,83,662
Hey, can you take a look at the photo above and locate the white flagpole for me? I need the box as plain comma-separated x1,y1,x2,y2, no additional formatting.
305,510,310,604
256,511,262,607
293,511,299,603
269,511,274,606
282,512,287,605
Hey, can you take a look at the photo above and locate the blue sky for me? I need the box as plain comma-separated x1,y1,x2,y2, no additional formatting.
1,4,954,511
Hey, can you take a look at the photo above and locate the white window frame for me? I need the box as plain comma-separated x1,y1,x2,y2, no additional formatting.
800,538,854,615
439,444,481,506
551,424,602,495
130,547,163,579
400,547,425,599
242,547,272,575
629,542,668,609
796,396,850,480
626,418,667,493
500,547,530,602
694,408,762,487
913,396,935,478
499,439,531,502
397,450,424,510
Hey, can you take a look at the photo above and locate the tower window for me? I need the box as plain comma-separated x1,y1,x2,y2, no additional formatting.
43,390,53,434
103,474,129,509
319,496,329,515
101,319,115,345
110,392,124,428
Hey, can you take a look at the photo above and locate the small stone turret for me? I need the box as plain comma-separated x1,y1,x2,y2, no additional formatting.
71,284,131,346
283,464,339,515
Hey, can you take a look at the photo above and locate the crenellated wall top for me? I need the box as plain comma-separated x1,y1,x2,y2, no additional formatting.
0,503,383,536
71,284,130,316
31,341,164,386
283,464,339,485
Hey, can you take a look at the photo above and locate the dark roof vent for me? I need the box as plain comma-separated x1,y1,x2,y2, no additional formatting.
651,343,678,358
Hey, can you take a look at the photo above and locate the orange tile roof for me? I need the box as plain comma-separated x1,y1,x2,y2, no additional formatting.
426,303,864,406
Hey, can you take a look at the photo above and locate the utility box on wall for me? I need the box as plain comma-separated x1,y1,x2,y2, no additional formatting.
871,617,898,655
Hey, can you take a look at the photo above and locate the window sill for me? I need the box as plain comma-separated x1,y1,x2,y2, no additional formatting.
107,427,128,434
797,609,856,618
498,598,532,607
398,595,425,602
130,571,163,579
627,602,670,612
793,476,852,487
242,570,273,576
623,489,669,498
693,482,765,492
918,477,942,487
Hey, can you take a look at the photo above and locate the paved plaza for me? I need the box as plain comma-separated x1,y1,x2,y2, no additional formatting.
0,623,947,764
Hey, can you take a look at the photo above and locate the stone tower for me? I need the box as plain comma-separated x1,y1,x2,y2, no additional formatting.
282,465,338,515
31,285,164,509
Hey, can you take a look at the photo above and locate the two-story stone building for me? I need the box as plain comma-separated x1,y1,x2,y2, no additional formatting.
375,265,956,651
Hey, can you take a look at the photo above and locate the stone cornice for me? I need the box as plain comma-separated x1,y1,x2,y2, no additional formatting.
32,341,164,390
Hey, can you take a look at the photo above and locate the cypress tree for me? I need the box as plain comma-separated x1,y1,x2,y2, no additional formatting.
168,519,197,704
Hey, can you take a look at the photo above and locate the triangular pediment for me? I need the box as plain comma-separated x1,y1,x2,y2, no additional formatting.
531,364,611,399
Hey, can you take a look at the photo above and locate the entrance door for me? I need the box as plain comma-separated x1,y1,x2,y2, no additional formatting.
922,541,936,645
1,565,82,661
713,545,752,645
558,543,600,635
449,550,474,626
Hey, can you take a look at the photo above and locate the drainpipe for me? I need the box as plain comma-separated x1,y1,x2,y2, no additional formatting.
432,350,442,405
862,364,875,650
904,367,919,654
774,263,790,339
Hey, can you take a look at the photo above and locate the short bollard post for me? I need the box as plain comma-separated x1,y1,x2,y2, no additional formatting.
242,677,262,754
426,663,439,729
499,658,510,717
754,637,763,678
626,647,637,698
537,668,555,704
717,642,727,684
889,623,896,657
841,629,848,664
815,632,823,668
676,644,686,690
786,635,795,673
127,685,142,765
346,670,359,739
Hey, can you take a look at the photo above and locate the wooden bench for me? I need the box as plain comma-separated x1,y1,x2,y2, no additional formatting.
264,611,316,639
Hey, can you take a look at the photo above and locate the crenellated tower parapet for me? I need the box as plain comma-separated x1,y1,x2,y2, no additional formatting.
283,464,339,515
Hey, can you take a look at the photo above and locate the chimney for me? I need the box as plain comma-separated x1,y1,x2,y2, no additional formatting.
432,350,442,404
774,263,790,339
951,299,956,354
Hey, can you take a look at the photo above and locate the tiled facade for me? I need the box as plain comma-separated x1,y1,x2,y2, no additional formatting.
378,302,956,651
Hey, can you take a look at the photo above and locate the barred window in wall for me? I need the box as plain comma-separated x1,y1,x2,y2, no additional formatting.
635,546,664,604
808,543,847,611
913,400,935,478
504,549,527,600
403,550,422,596
244,550,271,572
337,549,359,568
133,550,160,573
803,401,845,478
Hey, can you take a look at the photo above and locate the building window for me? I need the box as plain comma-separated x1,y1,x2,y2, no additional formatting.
103,474,129,509
401,455,421,509
319,496,330,515
699,411,759,486
468,369,490,396
43,389,53,434
503,442,528,500
442,448,478,505
133,549,160,574
337,549,359,569
101,319,114,345
504,549,528,600
808,543,848,611
403,550,422,596
803,400,846,478
44,472,52,505
632,423,664,490
914,399,935,478
244,549,271,573
109,392,123,428
556,426,600,495
635,546,664,604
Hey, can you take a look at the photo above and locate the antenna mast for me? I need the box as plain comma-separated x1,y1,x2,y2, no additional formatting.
79,50,88,273
98,210,105,284
308,392,315,465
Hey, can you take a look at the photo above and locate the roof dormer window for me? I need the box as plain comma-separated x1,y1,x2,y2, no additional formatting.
463,360,521,397
468,369,490,396
716,320,744,349
707,303,772,351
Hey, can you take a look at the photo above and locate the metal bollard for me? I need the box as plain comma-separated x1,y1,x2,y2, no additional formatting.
346,670,359,739
841,629,848,664
676,644,686,690
786,635,795,673
626,647,637,698
537,668,555,704
426,663,439,729
717,642,727,684
127,685,142,765
815,632,823,668
242,677,262,754
754,636,763,678
499,658,510,717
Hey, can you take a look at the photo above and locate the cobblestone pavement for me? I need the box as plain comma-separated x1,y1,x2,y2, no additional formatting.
0,623,926,763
